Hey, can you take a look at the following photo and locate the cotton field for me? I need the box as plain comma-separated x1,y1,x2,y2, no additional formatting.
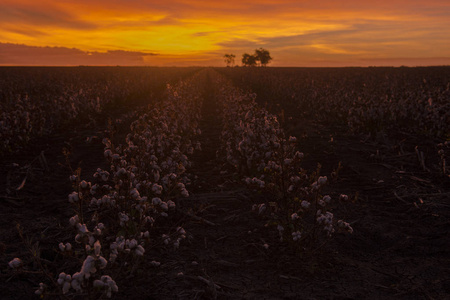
1,67,449,299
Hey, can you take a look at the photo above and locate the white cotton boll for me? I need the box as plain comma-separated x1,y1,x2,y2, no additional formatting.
127,239,138,249
323,195,331,203
9,258,22,269
301,201,310,209
116,168,127,177
160,202,168,211
135,245,145,256
119,212,129,226
289,136,297,142
167,200,176,209
104,149,112,158
35,283,45,295
181,189,189,197
69,215,79,227
258,180,265,188
160,212,168,217
337,220,354,234
71,277,82,291
77,223,88,233
317,215,325,223
177,227,186,235
284,158,292,165
287,185,294,193
68,192,79,203
144,216,154,225
295,151,304,159
318,199,326,207
98,256,108,269
75,234,82,243
59,242,65,252
101,172,109,181
80,256,96,279
57,273,66,285
292,231,302,241
130,188,140,200
318,176,327,186
150,261,160,267
152,197,161,205
72,272,82,282
152,184,163,194
339,194,349,201
291,213,299,221
79,180,91,190
263,243,269,249
277,225,284,232
65,243,72,251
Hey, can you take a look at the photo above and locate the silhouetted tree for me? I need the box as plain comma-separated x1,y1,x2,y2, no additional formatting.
254,48,272,66
242,53,257,67
223,54,236,67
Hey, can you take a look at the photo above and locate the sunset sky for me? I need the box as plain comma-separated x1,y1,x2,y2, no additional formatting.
0,0,449,66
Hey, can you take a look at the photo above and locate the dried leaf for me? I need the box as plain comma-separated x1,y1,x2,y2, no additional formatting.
16,176,27,191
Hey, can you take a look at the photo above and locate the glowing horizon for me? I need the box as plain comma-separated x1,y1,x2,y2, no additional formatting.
0,0,449,66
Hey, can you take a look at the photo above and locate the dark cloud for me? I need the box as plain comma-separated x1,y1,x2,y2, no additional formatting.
0,43,158,66
0,4,97,30
1,25,49,38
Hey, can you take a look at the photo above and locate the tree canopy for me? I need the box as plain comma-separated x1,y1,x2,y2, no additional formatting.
254,48,272,67
223,54,236,67
239,48,272,67
242,53,257,67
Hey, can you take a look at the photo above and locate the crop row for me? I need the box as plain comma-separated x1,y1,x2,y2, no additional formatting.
9,71,204,298
212,71,353,247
